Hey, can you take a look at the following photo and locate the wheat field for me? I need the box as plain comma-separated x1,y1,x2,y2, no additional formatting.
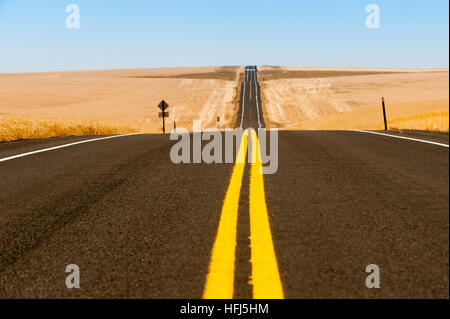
0,116,138,142
0,67,243,141
384,111,449,132
260,67,449,131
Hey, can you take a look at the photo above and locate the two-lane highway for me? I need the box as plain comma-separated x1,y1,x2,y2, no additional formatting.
0,66,448,298
0,134,234,298
238,66,265,129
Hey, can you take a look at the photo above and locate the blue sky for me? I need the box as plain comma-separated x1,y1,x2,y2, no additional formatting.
0,0,448,72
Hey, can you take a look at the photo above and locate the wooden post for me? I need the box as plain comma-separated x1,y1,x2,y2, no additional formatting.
162,110,166,134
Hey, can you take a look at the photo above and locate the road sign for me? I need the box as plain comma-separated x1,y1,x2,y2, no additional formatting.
158,100,169,111
157,100,170,134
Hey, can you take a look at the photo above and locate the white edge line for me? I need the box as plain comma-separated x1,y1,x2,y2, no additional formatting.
0,133,141,163
352,130,449,148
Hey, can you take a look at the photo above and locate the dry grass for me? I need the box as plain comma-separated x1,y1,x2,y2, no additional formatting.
224,71,245,127
130,66,241,81
296,100,449,131
0,66,244,137
260,68,449,130
0,116,138,142
384,111,449,132
258,70,398,81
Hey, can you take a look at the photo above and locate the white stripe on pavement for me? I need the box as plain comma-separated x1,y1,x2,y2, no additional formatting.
0,134,141,163
352,130,449,148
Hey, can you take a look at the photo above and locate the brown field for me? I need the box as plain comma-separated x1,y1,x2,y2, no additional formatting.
0,66,244,141
131,66,240,81
0,116,137,142
1,65,448,142
296,100,449,131
387,110,449,132
259,66,449,132
258,70,398,81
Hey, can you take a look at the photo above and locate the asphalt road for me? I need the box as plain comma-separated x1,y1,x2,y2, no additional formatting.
0,66,448,298
237,66,266,130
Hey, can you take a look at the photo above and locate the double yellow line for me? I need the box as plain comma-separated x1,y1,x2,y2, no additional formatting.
203,130,283,299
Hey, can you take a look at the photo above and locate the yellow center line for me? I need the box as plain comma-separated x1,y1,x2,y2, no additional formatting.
203,129,283,299
249,129,284,299
203,131,248,299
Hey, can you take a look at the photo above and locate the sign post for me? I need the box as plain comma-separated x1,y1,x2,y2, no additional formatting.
217,116,220,130
158,100,170,134
382,97,388,131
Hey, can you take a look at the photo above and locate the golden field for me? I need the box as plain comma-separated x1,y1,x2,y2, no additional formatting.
259,66,449,132
295,100,449,132
0,116,138,142
0,66,243,141
386,110,449,132
1,65,448,142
